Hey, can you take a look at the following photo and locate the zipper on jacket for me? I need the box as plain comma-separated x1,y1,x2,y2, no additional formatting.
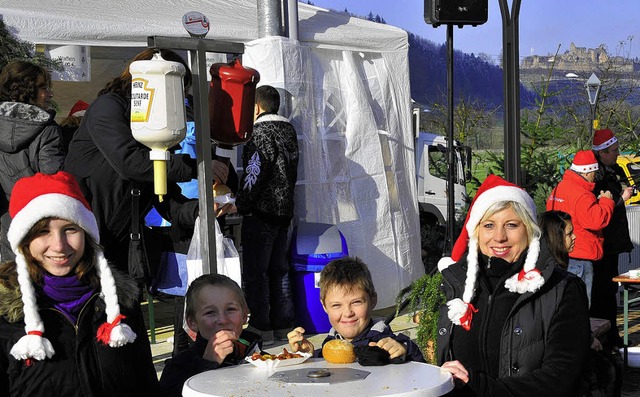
42,293,99,334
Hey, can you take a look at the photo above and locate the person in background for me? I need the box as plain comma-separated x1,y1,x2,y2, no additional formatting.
63,48,229,285
438,174,590,397
59,99,89,150
0,171,157,396
591,128,635,348
236,85,299,345
158,274,262,397
538,210,576,269
287,256,425,363
546,150,614,306
0,60,66,263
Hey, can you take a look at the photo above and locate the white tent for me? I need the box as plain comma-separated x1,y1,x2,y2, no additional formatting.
1,0,422,307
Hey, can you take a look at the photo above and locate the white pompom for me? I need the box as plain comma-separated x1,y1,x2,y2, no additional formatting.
10,334,55,361
446,298,468,326
438,257,455,272
107,324,137,347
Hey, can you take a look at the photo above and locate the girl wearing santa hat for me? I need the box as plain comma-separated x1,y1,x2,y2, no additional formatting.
437,175,591,396
0,171,158,396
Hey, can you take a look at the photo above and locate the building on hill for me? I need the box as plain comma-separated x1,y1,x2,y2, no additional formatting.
521,42,638,74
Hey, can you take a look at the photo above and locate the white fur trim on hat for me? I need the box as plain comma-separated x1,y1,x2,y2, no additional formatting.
464,185,536,235
8,193,99,253
570,163,598,173
592,136,617,151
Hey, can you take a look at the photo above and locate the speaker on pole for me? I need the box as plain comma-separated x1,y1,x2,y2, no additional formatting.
425,0,488,27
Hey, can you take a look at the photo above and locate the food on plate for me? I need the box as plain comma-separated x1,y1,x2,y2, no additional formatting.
213,182,232,197
251,348,303,361
322,339,356,364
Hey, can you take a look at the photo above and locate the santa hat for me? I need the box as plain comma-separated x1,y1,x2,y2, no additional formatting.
68,100,89,118
570,150,599,173
438,174,544,330
592,129,617,151
7,171,136,362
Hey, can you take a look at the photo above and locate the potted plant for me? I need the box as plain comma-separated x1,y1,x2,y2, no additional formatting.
395,271,446,364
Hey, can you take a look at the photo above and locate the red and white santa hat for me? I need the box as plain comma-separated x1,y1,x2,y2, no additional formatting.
592,129,617,151
7,171,136,362
67,100,89,118
437,174,544,331
570,150,599,173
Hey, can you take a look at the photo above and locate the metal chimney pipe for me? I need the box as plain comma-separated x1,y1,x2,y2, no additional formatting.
283,0,299,40
257,0,283,38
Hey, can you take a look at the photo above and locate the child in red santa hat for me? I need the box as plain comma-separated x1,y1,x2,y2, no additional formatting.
0,171,158,396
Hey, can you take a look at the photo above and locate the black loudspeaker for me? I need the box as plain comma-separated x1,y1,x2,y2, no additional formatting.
424,0,488,27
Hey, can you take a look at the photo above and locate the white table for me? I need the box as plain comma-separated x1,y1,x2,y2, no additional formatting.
182,358,454,397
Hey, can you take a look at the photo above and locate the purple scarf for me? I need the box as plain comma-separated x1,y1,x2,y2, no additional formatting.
40,273,95,324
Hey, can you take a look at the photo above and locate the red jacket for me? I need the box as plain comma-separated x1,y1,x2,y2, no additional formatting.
546,169,615,261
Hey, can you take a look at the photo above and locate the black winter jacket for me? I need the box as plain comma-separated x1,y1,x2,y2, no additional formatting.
0,269,158,397
593,161,633,255
63,93,198,277
236,113,298,226
437,243,591,397
0,102,66,202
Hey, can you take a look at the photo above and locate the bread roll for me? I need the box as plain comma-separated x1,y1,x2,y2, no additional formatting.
322,339,356,364
213,183,232,197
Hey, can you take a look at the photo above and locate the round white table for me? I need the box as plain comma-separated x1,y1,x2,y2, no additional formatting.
182,358,454,397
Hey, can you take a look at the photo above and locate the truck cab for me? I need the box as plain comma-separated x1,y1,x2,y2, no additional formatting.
616,154,640,206
414,131,471,272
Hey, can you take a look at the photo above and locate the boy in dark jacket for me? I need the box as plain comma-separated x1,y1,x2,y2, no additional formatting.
287,256,425,363
159,274,263,397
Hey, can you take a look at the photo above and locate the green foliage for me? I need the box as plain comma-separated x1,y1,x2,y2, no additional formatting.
0,20,62,71
396,272,446,364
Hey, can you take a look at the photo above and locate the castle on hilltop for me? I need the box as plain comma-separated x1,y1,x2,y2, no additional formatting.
521,42,639,73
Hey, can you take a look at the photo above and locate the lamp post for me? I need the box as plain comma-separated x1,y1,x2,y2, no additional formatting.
585,72,602,145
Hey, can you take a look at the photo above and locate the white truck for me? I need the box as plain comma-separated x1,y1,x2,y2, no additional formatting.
413,110,471,273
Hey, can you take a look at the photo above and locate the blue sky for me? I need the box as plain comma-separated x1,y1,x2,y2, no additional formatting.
306,0,640,62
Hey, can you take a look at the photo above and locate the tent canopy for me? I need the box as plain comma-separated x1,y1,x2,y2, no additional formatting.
1,0,407,52
1,1,422,308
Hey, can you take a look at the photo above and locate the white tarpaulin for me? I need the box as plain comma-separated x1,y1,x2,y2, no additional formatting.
1,0,422,307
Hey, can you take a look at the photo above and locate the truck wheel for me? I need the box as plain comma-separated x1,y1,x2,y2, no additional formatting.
420,214,445,275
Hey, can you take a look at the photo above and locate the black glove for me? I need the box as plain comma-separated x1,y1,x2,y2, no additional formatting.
354,345,406,366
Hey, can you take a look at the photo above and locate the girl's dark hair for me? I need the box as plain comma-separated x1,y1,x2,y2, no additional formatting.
0,60,51,105
538,210,572,268
99,48,192,98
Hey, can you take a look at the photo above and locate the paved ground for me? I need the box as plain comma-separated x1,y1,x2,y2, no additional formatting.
143,293,640,395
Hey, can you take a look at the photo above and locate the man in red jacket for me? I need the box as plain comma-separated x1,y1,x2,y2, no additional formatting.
547,150,615,305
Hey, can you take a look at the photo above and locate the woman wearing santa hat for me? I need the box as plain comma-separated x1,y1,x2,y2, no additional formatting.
0,171,158,396
437,175,591,396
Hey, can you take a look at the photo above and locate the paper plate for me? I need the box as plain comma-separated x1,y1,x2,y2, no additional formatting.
245,352,312,370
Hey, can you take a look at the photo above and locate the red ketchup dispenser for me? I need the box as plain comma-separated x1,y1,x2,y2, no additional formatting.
208,59,259,198
209,59,260,147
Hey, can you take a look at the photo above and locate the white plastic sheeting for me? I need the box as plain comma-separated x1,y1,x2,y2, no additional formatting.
1,1,422,307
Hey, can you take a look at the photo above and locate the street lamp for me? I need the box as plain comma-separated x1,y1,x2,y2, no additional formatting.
585,73,602,142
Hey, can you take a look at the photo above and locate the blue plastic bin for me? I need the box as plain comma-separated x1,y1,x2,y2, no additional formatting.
291,222,348,334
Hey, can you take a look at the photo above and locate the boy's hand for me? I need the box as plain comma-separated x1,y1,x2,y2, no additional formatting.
287,326,314,354
203,330,238,364
369,337,406,359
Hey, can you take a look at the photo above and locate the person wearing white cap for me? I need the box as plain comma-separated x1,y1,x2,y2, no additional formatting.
0,171,158,396
438,174,590,396
591,128,635,347
546,150,614,306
